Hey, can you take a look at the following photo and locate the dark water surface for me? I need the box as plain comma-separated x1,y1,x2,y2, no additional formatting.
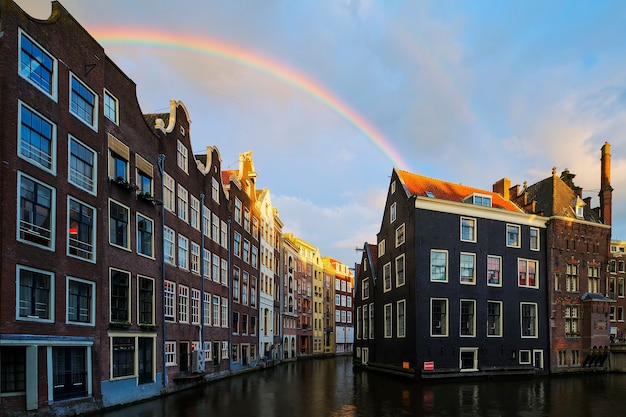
96,356,626,416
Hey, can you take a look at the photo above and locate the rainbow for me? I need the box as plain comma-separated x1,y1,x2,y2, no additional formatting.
88,27,410,170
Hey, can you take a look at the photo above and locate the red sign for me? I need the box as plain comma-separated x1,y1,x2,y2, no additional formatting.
423,361,434,371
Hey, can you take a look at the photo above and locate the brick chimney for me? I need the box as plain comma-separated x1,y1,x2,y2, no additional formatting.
599,142,613,225
493,178,511,200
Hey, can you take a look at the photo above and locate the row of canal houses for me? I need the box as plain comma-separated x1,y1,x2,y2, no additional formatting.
0,1,354,415
354,148,619,378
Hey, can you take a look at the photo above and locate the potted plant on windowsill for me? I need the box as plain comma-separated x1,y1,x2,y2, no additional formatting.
137,191,160,206
111,176,139,192
109,321,132,329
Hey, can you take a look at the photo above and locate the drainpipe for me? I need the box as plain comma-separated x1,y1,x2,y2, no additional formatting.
200,193,206,372
157,154,166,387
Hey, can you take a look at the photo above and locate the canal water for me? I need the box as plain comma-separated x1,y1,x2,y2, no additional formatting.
96,356,626,416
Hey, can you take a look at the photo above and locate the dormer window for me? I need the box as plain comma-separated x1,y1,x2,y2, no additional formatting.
464,193,492,207
574,196,584,219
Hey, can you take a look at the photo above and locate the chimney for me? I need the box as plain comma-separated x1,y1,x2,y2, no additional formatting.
493,178,511,200
599,142,613,225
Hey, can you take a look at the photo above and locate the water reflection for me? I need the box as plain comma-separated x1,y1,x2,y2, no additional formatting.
96,357,626,417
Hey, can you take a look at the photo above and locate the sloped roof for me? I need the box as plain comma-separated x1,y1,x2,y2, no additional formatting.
396,169,522,212
523,174,602,223
221,169,237,185
143,113,168,130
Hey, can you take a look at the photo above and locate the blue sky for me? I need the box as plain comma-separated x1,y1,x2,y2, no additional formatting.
17,0,626,266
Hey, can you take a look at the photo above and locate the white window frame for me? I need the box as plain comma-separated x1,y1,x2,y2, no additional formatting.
384,303,393,338
67,196,97,262
17,171,56,251
383,262,392,292
178,234,189,270
164,226,175,265
104,89,119,124
18,100,57,174
397,299,406,338
136,213,154,258
395,254,405,287
506,224,521,248
460,217,476,242
163,172,175,213
460,252,476,285
487,255,502,287
109,199,130,250
430,250,448,282
165,341,176,366
69,73,98,130
390,202,397,223
459,299,476,337
16,264,55,323
459,347,479,372
520,302,538,338
190,196,200,230
529,227,540,251
19,29,58,99
177,184,189,223
176,140,188,173
68,135,97,194
395,223,406,247
164,280,175,321
178,285,189,323
487,300,503,337
430,298,448,337
66,276,95,326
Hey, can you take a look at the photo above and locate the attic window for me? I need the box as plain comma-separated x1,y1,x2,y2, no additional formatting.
576,206,584,218
574,196,584,219
425,191,435,198
465,193,492,207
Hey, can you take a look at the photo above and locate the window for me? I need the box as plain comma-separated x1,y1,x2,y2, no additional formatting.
19,30,57,97
378,239,386,257
1,346,26,393
243,240,250,263
390,202,397,223
68,197,96,261
178,285,189,323
466,193,491,207
383,262,392,292
396,254,405,287
431,298,448,336
565,305,579,336
135,154,153,197
112,337,135,377
177,140,188,173
18,172,54,249
202,206,211,237
620,261,626,273
165,342,176,366
233,267,240,302
178,235,189,270
177,185,188,222
234,232,241,258
487,255,501,286
461,217,476,242
233,312,240,334
619,306,624,322
69,136,96,193
222,341,229,359
221,221,228,248
17,265,53,322
137,214,154,258
163,173,175,212
203,249,211,280
242,272,249,305
221,297,228,327
212,177,220,203
519,350,531,365
203,292,211,326
212,296,220,327
211,213,219,242
566,263,579,292
164,281,175,321
369,303,375,339
459,348,478,371
164,226,175,265
70,74,98,129
395,223,405,247
619,278,625,298
506,224,521,248
521,303,537,337
518,258,539,288
362,278,370,299
190,196,200,230
460,253,476,284
397,300,406,338
110,269,130,323
460,300,476,336
19,101,56,172
530,227,540,251
431,250,448,282
138,276,154,325
67,277,94,325
384,304,393,338
588,265,600,293
109,200,129,249
244,209,250,232
104,90,118,124
191,242,200,274
487,301,502,336
212,254,220,283
251,246,258,269
234,198,242,224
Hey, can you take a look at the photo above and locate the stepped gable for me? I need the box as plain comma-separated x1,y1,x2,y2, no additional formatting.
396,169,523,212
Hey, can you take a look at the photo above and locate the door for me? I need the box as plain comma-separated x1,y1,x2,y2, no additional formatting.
138,338,153,384
213,342,220,365
180,342,189,373
52,347,86,401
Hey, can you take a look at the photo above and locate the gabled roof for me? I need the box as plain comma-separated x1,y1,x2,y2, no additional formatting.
522,173,602,223
396,169,522,212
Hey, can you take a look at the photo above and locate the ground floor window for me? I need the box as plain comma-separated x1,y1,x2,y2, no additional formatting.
111,335,155,383
519,350,531,365
0,347,26,393
459,348,478,371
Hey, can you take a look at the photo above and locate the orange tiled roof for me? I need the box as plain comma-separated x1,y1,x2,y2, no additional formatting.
396,169,522,212
221,169,237,185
